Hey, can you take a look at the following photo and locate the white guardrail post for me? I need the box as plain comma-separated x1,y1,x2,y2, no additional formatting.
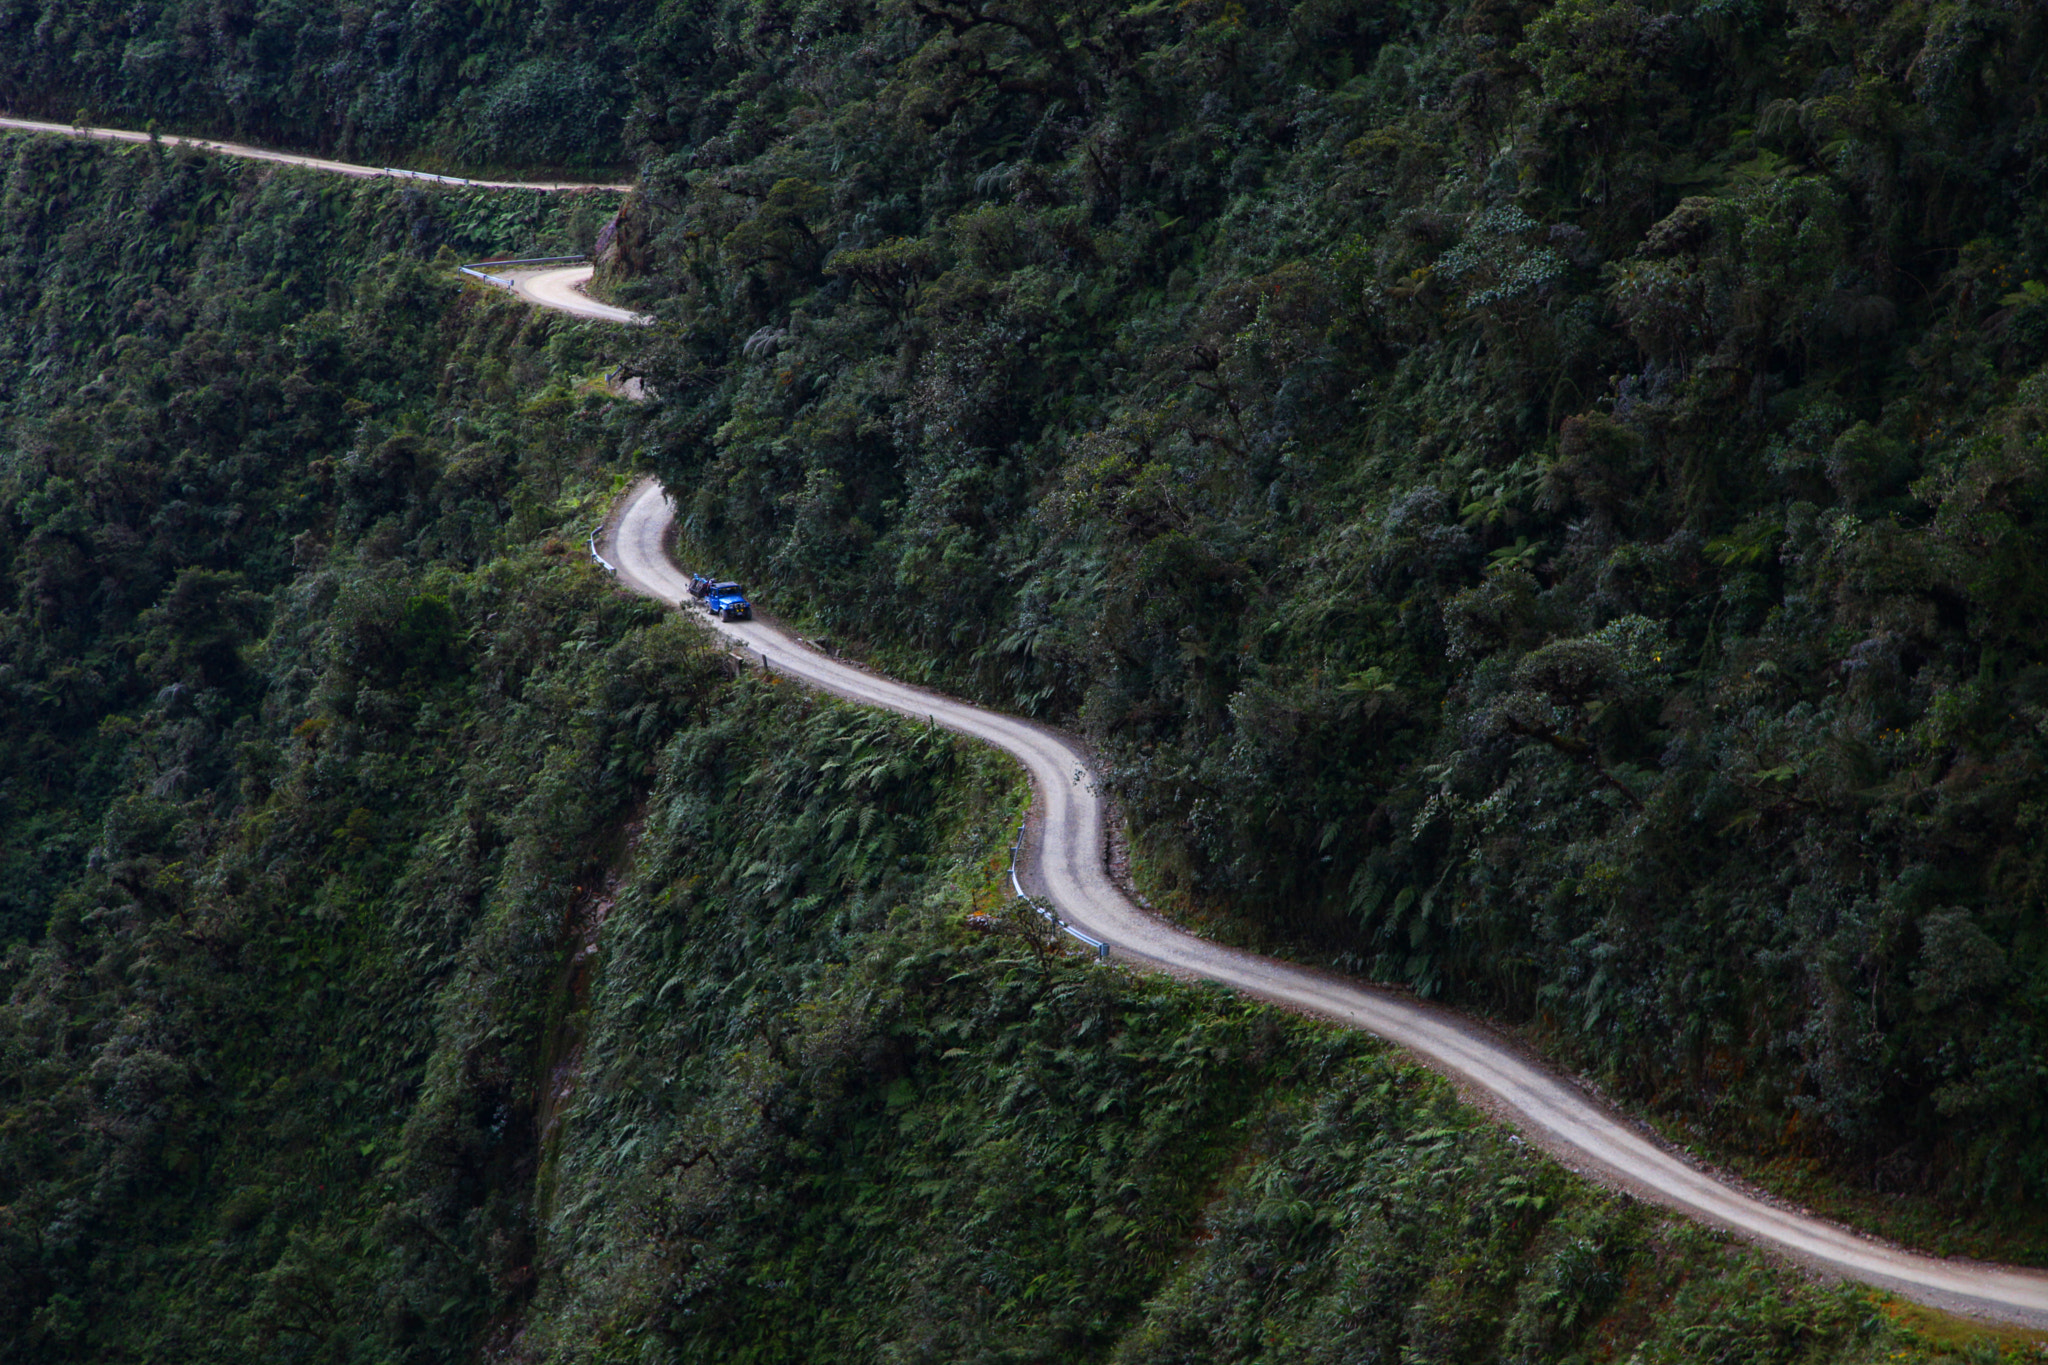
1009,817,1109,960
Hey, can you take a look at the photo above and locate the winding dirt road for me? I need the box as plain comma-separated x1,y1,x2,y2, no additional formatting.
506,265,649,325
602,482,2048,1326
0,115,631,190
21,111,2044,1328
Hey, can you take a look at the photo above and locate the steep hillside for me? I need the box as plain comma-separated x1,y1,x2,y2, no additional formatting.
591,0,2048,1216
0,0,647,174
0,133,2027,1364
7,0,2048,1355
0,131,617,939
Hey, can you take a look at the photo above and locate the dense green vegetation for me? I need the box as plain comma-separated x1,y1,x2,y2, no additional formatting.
0,131,618,941
0,132,654,1355
0,129,2025,1365
579,0,2048,1218
6,0,2048,1358
525,816,1940,1365
0,0,645,174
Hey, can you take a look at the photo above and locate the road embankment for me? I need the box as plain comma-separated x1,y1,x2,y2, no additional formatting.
601,477,2048,1329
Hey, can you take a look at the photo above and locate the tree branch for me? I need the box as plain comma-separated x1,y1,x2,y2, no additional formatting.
1501,713,1644,810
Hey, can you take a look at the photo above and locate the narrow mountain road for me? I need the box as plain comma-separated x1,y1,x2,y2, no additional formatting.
604,481,2048,1328
506,265,649,325
20,112,2042,1328
0,115,632,190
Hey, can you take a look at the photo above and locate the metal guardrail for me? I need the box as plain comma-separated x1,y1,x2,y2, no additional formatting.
588,524,615,574
385,167,481,187
383,169,631,193
1009,817,1109,960
458,254,589,288
469,255,590,267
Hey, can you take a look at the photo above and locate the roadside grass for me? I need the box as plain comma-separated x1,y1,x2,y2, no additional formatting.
1866,1294,2048,1360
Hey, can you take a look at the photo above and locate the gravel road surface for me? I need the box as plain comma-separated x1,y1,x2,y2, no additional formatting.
507,264,649,325
0,115,631,190
604,477,2048,1328
26,109,2038,1328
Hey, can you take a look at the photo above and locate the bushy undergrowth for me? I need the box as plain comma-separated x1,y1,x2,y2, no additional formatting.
583,0,2048,1216
519,749,1983,1365
0,131,619,942
0,0,644,175
0,133,2035,1365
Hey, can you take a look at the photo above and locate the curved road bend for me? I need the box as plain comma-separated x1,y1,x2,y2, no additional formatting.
34,109,2036,1327
0,115,632,191
2,119,645,324
506,264,650,326
603,481,2048,1328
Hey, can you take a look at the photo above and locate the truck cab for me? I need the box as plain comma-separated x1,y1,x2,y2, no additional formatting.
703,582,752,621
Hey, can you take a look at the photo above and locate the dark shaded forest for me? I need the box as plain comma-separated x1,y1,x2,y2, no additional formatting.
0,0,646,173
0,132,619,942
2,0,2048,1360
0,135,1970,1365
600,0,2048,1217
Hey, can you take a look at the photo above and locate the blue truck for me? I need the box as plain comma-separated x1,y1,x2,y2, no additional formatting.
689,574,753,621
